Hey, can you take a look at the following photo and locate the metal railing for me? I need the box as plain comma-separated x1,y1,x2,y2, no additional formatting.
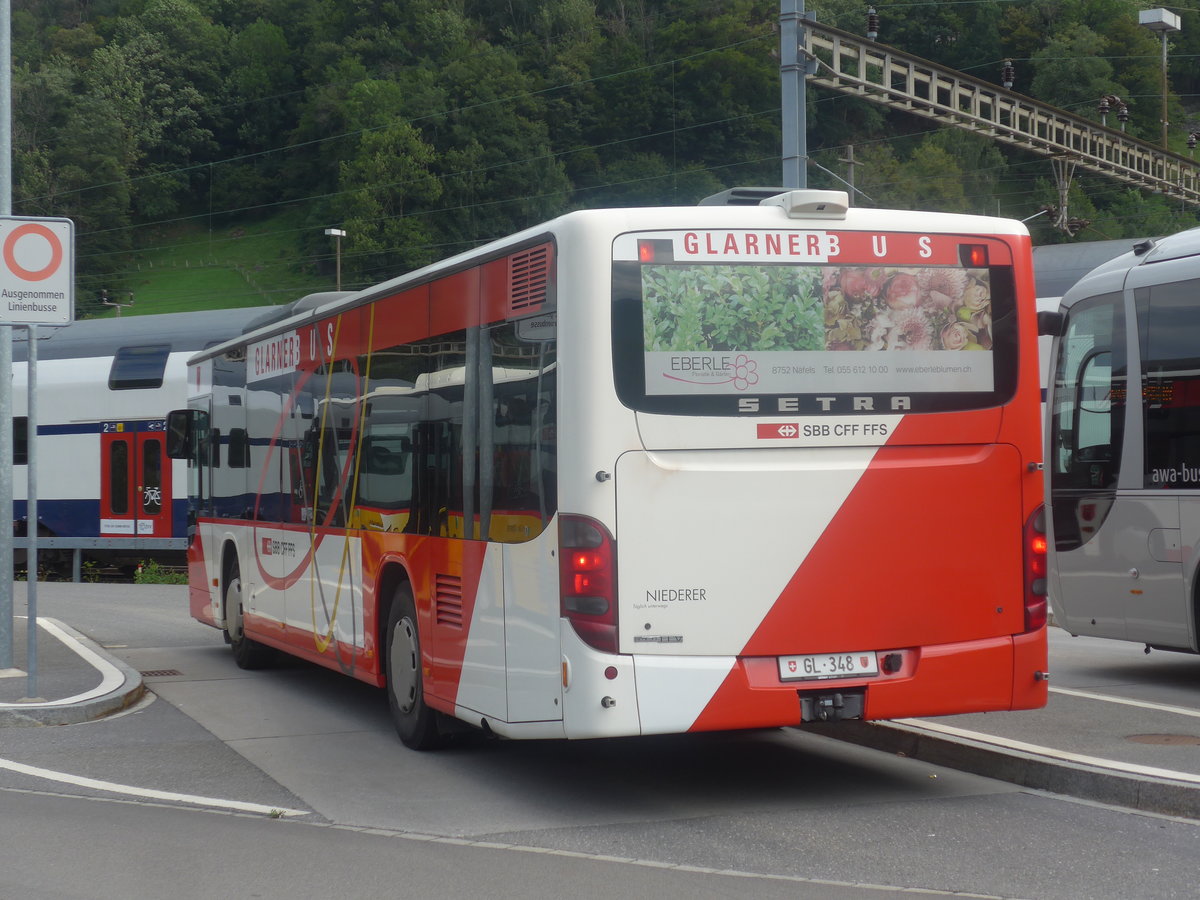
14,537,187,583
802,19,1200,205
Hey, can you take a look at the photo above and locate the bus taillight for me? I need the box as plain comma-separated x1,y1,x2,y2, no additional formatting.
559,514,618,653
960,243,989,267
637,239,674,264
1024,507,1048,632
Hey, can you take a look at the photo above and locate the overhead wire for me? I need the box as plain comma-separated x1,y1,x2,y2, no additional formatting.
51,4,1200,296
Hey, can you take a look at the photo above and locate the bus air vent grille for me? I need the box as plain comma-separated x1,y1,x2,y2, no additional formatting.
435,574,464,629
509,245,550,314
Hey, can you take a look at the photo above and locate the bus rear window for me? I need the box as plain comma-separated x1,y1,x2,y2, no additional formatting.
612,231,1018,416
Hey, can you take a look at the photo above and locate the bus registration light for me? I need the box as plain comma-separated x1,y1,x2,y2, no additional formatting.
560,515,618,652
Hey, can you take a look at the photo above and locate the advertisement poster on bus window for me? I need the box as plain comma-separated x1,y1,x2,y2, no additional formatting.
628,232,996,397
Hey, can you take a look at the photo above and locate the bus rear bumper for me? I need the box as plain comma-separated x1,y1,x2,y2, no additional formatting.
555,626,1048,739
864,630,1047,720
677,632,1049,734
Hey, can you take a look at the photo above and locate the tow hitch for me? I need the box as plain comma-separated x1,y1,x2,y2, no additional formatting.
799,688,865,722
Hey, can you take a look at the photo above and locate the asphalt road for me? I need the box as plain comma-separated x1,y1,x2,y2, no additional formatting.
3,584,1200,899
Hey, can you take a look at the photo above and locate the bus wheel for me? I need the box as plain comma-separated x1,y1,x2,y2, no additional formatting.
386,585,442,750
225,559,271,670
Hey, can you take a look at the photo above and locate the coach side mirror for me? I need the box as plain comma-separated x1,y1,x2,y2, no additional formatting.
165,409,207,459
1037,310,1065,337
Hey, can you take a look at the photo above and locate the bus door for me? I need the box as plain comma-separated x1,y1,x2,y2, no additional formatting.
100,420,171,538
1049,289,1185,646
1122,263,1200,648
191,399,213,524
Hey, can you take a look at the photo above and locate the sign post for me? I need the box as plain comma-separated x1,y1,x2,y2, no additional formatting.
0,214,73,691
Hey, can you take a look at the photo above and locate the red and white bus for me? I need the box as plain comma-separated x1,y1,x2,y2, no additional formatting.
167,189,1048,749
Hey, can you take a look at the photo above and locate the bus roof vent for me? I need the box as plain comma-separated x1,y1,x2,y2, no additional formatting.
241,304,297,334
509,243,551,314
699,187,788,206
762,190,849,220
292,290,355,313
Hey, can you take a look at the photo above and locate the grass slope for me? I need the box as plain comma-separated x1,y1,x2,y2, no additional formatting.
95,214,332,317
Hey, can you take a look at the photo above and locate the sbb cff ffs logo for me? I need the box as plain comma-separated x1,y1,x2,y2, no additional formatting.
260,537,296,557
757,422,891,440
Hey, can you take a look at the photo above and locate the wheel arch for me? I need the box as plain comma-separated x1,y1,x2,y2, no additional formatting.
219,538,241,631
375,558,416,676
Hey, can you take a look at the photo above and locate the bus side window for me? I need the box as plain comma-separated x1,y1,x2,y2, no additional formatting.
315,424,347,529
356,432,413,525
1076,350,1114,482
1138,280,1200,489
299,426,319,520
485,322,557,543
1050,293,1126,551
1051,294,1126,491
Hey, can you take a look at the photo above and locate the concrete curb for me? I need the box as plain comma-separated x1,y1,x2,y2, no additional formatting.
0,618,145,727
808,720,1200,819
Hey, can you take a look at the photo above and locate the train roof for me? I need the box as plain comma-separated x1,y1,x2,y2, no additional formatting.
1031,238,1151,300
1056,225,1200,308
11,305,285,362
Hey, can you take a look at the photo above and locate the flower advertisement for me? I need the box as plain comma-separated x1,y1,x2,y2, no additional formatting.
641,263,994,396
824,266,992,354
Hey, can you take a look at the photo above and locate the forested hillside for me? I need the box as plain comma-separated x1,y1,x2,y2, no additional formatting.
14,0,1200,316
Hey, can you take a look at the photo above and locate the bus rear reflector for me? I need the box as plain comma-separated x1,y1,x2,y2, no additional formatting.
1024,506,1048,632
560,514,618,653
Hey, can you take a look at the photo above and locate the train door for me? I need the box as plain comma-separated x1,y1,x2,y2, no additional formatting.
100,420,172,538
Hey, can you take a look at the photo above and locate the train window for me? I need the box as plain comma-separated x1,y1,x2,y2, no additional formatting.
228,428,250,468
110,440,130,515
142,441,163,515
13,417,26,466
209,427,222,468
110,345,171,390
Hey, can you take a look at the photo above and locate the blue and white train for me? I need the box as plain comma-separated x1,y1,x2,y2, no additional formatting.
11,297,344,573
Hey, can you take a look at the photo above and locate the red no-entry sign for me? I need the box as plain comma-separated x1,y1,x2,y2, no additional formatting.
0,216,74,325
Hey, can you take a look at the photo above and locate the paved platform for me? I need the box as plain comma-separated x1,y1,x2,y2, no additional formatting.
0,615,144,726
811,627,1200,819
3,610,1200,820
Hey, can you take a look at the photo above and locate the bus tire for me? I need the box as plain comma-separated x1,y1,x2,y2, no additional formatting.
386,585,443,750
224,557,271,670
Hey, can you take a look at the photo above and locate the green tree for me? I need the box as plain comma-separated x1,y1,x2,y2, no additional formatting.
218,19,299,209
330,80,444,282
401,5,570,253
1030,24,1119,117
93,0,230,217
893,142,968,212
12,58,133,310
